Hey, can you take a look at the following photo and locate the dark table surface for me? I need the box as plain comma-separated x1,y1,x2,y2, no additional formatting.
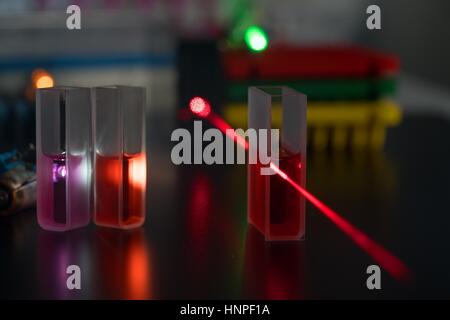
1,114,450,299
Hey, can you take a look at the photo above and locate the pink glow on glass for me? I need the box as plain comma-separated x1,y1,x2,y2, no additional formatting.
52,162,67,182
189,97,211,118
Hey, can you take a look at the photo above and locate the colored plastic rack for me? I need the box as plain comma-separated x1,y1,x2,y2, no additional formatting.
223,100,402,151
222,46,399,80
226,78,396,102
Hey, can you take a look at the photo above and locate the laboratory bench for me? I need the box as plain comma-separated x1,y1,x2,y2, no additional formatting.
0,113,450,299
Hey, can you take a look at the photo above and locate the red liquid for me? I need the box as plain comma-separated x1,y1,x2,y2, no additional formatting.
248,148,304,240
94,153,146,229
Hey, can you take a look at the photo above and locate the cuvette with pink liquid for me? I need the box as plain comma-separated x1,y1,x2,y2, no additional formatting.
36,87,91,231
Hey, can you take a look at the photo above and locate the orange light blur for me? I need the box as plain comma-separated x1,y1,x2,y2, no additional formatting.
129,153,147,190
100,153,146,189
36,75,54,88
102,156,122,185
32,69,54,89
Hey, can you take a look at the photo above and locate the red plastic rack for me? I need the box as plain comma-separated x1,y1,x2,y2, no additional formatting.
222,46,400,80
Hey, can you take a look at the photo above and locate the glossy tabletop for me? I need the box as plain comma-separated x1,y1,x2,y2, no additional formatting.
1,114,450,299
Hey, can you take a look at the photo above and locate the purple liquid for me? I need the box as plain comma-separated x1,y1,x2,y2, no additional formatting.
37,153,90,231
52,157,67,224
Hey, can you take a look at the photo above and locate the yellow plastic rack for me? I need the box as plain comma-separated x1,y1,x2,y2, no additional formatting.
223,100,402,151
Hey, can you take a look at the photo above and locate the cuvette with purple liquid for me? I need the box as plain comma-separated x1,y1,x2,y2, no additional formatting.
36,87,91,231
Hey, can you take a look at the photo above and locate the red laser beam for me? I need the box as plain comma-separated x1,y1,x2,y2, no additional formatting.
269,162,411,283
187,98,412,283
209,113,250,150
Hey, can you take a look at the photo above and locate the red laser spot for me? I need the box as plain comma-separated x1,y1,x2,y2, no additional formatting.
188,97,249,149
187,106,413,283
189,97,211,118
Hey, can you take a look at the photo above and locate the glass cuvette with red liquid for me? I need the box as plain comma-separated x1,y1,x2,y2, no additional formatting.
36,87,91,231
247,87,307,241
93,86,146,229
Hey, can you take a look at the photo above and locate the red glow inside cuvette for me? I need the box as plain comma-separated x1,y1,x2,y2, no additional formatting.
249,149,304,239
94,153,146,228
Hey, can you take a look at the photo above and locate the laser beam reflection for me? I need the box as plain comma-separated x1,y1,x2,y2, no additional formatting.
187,98,412,283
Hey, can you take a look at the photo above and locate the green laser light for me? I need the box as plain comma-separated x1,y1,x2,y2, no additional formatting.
244,26,268,52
